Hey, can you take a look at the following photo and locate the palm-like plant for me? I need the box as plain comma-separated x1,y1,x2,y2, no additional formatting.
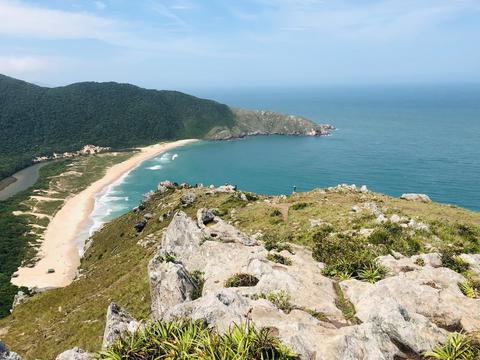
424,333,476,360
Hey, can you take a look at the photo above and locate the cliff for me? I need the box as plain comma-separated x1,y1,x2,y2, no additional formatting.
1,182,479,359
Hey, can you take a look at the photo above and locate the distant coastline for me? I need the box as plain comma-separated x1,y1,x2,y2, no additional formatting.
11,139,198,289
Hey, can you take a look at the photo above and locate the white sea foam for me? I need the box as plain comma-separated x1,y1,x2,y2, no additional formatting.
147,165,163,170
172,154,178,160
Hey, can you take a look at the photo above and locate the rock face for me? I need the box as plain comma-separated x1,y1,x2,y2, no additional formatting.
148,259,197,319
55,348,94,360
102,303,140,349
206,108,335,140
341,266,480,332
400,193,432,202
0,342,22,360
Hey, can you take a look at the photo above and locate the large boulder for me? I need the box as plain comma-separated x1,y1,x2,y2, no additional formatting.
55,348,94,360
341,267,480,332
102,303,140,349
376,253,442,275
148,258,197,319
0,342,22,360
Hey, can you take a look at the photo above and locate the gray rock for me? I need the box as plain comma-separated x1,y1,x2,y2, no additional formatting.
459,254,480,276
148,258,197,319
400,193,432,202
11,291,28,311
181,192,197,206
216,184,236,193
164,289,252,332
134,220,147,232
47,268,55,274
360,185,369,193
55,348,94,360
102,303,139,349
341,266,480,333
197,208,215,227
143,213,153,220
0,342,22,360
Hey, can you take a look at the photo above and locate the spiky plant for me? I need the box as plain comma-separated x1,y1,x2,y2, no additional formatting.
424,332,476,360
358,262,388,283
98,319,298,360
458,281,478,299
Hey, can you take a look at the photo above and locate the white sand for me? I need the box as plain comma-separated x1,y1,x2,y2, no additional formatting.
12,139,197,289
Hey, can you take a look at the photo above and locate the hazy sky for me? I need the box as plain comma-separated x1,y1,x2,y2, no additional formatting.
0,0,479,89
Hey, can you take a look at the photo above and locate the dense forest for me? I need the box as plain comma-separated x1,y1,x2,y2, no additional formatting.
0,74,235,179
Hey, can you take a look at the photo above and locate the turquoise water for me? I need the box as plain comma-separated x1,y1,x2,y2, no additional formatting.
91,85,480,228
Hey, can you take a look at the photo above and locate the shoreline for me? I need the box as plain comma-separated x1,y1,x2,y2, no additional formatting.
11,139,197,289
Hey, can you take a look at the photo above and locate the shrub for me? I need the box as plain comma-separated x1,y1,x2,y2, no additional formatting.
155,251,178,264
99,319,299,359
254,290,294,313
441,253,470,274
263,234,293,253
270,209,282,217
357,262,388,283
290,202,309,211
225,273,259,288
190,270,205,300
333,283,359,324
267,253,292,266
424,332,478,360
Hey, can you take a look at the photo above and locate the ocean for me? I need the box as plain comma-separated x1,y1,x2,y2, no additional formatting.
90,84,480,232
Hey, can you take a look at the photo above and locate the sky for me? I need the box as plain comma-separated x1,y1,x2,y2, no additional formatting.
0,0,479,89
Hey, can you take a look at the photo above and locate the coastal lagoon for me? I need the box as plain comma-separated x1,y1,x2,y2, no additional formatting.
91,85,480,230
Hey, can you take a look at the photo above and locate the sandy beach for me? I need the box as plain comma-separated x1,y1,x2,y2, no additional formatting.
11,139,197,289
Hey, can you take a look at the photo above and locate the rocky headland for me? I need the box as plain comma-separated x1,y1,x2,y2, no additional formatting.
207,108,335,140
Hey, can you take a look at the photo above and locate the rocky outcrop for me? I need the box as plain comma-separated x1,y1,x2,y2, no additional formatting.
341,267,480,332
401,193,432,202
102,303,140,349
148,259,197,319
0,342,22,360
206,108,334,140
55,348,94,360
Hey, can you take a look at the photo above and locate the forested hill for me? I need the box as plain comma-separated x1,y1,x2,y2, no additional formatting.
0,74,235,179
0,74,332,180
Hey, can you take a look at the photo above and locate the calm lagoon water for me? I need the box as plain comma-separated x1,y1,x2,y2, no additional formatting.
91,85,480,230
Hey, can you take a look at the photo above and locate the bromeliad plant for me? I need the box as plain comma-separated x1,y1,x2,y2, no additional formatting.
424,332,479,360
99,319,298,360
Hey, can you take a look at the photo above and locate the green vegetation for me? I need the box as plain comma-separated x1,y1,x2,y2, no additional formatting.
0,153,133,318
424,332,479,360
155,251,179,264
225,273,259,288
262,234,293,253
266,253,292,266
0,74,235,179
253,290,294,313
458,281,478,299
333,283,359,324
357,262,388,283
2,186,480,358
190,270,205,300
442,253,471,274
290,202,309,211
100,320,298,360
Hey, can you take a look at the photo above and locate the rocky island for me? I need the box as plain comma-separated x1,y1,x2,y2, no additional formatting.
1,182,479,359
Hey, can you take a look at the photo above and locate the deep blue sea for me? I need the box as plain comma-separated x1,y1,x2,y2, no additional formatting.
90,85,480,232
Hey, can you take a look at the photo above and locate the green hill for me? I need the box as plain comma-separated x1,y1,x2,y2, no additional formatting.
0,74,235,179
0,75,333,181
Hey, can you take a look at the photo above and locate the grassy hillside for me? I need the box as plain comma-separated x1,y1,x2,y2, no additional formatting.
0,153,134,318
0,74,235,179
1,184,479,359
